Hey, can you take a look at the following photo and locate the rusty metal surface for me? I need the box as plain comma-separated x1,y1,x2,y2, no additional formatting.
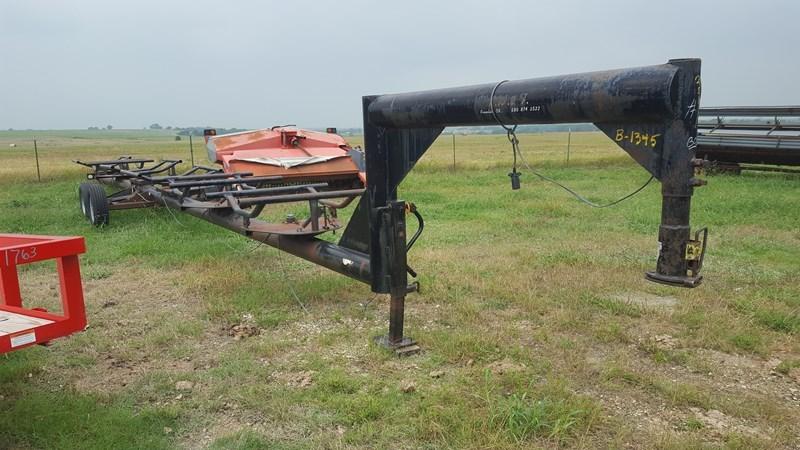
246,216,341,237
106,188,156,211
236,188,365,207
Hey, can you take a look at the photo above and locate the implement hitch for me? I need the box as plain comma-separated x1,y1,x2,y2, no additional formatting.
76,59,707,355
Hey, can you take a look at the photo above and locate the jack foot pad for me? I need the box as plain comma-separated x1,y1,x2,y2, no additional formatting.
374,336,421,357
645,271,703,288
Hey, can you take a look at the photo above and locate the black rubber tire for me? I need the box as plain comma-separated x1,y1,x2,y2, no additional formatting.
78,183,92,218
84,183,110,226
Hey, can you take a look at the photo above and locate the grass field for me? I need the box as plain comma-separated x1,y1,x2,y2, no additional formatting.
0,129,799,449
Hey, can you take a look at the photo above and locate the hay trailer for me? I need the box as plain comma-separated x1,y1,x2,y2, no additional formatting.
75,59,708,355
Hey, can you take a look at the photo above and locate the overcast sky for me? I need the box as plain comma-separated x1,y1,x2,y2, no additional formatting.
1,0,798,130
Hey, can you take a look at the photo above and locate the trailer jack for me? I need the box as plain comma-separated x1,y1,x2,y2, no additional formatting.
76,59,707,354
647,227,708,287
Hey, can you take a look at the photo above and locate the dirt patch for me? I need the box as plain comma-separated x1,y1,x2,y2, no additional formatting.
15,265,230,394
789,369,800,385
486,358,526,375
611,291,678,310
272,370,315,388
400,380,417,393
228,316,261,341
689,407,772,441
651,334,680,350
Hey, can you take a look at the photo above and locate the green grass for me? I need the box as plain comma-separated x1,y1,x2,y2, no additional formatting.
209,430,298,450
0,129,798,448
0,348,178,449
491,392,593,444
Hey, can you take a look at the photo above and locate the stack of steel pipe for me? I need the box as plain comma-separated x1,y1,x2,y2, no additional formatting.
697,106,800,166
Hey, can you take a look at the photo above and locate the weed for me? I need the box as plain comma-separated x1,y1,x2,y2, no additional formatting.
492,393,588,443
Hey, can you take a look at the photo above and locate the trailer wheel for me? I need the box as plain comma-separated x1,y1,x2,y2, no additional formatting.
84,184,110,226
78,183,92,218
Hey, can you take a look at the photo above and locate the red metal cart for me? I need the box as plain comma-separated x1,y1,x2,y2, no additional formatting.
0,234,87,354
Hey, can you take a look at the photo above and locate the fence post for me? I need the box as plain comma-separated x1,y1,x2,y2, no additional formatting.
33,138,41,182
189,135,195,166
566,128,571,165
452,133,456,171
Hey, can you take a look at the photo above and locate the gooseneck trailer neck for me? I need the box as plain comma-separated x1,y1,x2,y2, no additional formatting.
77,59,707,355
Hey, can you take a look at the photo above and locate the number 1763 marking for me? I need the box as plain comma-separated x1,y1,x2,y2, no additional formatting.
3,247,38,266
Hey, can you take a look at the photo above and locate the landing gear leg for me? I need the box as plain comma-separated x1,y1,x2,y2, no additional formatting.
374,201,420,356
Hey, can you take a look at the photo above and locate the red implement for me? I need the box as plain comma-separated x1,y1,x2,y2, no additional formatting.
0,234,87,354
205,127,365,184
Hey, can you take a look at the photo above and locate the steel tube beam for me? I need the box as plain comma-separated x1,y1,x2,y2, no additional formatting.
237,189,366,207
367,64,680,129
76,158,154,166
169,175,281,188
700,106,800,117
167,196,371,283
205,183,329,199
110,179,372,284
148,172,250,182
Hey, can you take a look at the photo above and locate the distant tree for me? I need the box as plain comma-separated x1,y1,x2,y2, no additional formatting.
166,126,173,130
149,123,162,130
174,135,182,141
7,128,13,131
106,125,113,130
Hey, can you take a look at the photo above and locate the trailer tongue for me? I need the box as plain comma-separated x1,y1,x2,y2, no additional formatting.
76,59,708,355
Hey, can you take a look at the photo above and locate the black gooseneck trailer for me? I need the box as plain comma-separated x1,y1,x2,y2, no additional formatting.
77,59,707,355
